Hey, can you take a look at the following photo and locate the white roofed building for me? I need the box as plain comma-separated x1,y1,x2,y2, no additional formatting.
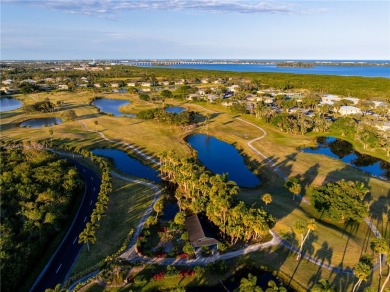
339,106,362,115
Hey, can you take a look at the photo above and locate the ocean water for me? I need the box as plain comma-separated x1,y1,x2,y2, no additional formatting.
143,63,390,78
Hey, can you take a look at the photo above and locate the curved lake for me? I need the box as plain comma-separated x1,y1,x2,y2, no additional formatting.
92,98,134,117
165,106,186,114
20,117,62,128
302,137,390,180
92,148,160,183
0,97,22,112
187,134,261,188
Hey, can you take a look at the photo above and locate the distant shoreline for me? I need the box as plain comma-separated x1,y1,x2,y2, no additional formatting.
2,59,390,67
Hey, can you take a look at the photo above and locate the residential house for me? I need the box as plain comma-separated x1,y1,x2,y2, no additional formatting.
227,85,240,92
339,106,362,115
175,79,186,85
21,79,36,84
373,101,386,108
321,94,341,105
375,121,390,131
185,214,220,249
58,85,69,90
141,82,151,87
197,89,207,96
262,97,275,104
187,94,201,101
343,97,359,105
2,79,13,85
206,94,221,103
111,83,119,88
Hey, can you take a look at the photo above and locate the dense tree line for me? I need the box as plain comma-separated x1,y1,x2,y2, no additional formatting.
254,102,332,135
0,144,82,292
310,180,369,223
23,99,55,113
137,108,195,127
3,65,389,100
159,151,275,244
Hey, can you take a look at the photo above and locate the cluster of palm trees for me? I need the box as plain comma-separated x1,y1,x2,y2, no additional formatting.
352,238,390,292
254,102,332,136
293,219,317,260
78,155,112,251
159,150,275,245
55,143,113,252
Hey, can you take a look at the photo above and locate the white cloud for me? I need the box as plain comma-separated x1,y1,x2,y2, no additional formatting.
3,0,324,17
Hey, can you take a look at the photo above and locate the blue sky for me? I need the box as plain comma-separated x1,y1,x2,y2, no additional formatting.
1,0,389,60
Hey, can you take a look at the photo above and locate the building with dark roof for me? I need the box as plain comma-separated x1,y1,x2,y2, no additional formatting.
185,214,220,248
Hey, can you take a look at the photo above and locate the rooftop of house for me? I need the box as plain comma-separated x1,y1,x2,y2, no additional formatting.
185,214,220,248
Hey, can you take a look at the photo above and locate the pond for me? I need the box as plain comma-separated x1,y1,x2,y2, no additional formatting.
165,106,186,114
92,148,160,183
301,137,390,180
186,134,261,188
160,202,179,221
0,97,22,112
92,98,134,117
20,117,62,128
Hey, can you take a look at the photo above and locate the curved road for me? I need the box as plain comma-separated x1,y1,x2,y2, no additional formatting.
30,159,101,292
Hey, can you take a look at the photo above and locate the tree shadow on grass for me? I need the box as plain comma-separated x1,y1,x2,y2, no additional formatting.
300,162,320,190
369,192,389,238
76,113,102,121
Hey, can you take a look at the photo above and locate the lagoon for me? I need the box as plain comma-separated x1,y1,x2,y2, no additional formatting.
92,98,134,117
0,97,22,112
302,137,389,180
20,117,62,128
187,134,261,188
92,148,160,183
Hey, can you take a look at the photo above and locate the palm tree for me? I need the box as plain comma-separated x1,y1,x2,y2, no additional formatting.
352,261,372,292
48,129,53,143
261,193,272,208
153,197,165,219
45,283,69,292
94,120,98,132
380,251,390,292
293,219,316,260
266,280,288,292
91,210,103,223
284,177,301,200
371,238,388,277
78,223,96,252
311,279,335,292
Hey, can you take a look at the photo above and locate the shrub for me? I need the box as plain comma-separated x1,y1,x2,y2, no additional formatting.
139,93,150,101
152,272,166,281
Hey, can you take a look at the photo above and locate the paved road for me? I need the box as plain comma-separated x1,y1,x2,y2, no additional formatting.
30,159,101,292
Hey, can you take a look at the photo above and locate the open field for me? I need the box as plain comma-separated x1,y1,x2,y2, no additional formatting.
1,90,389,291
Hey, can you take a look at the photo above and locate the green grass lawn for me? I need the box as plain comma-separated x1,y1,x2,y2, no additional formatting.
70,176,156,276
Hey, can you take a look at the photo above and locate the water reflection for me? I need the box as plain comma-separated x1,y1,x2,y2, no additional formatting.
302,137,389,180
